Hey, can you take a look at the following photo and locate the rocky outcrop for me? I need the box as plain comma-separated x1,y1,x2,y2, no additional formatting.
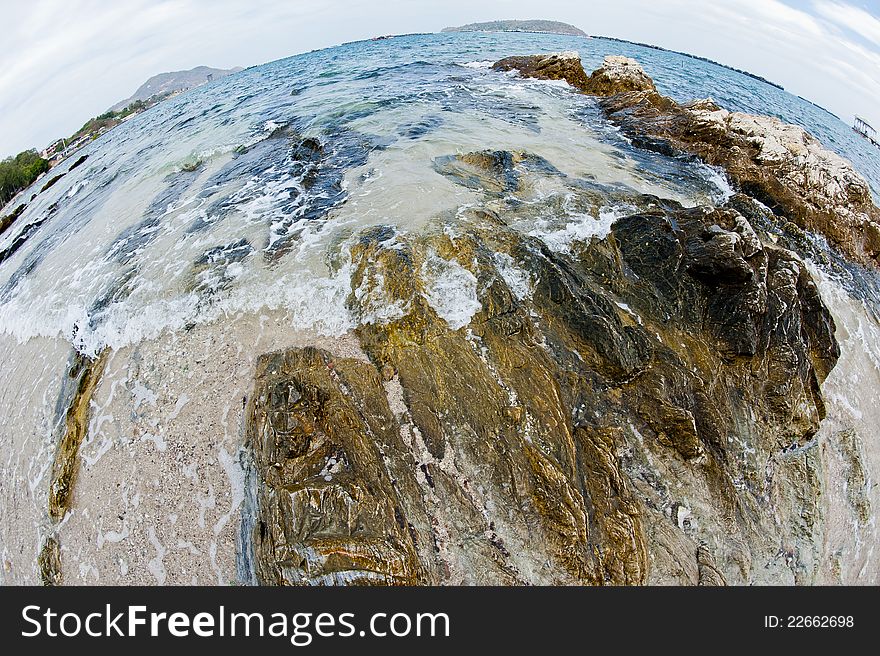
581,55,657,95
49,350,109,521
600,93,880,266
245,347,427,585
493,52,591,91
493,53,880,267
243,174,840,583
37,537,62,586
37,350,108,586
494,53,656,96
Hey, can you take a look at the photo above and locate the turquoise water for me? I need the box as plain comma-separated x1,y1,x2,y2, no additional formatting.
276,32,880,195
0,32,877,355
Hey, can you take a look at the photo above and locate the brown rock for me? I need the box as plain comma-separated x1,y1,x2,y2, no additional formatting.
492,51,591,90
491,51,880,267
244,347,428,585
581,55,657,95
596,78,880,267
49,350,109,522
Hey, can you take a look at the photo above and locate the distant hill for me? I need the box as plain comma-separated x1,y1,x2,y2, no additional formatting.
109,65,243,112
441,20,587,37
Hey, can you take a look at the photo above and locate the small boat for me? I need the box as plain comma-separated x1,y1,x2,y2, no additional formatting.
854,115,880,147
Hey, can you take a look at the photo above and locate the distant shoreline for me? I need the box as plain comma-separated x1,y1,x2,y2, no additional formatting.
586,35,786,91
434,29,842,121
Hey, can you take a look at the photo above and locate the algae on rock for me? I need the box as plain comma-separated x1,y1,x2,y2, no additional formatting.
243,183,840,584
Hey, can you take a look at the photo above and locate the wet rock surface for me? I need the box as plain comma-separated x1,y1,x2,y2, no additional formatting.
495,52,880,267
245,347,426,585
243,191,841,584
49,350,109,521
493,52,592,91
38,350,109,585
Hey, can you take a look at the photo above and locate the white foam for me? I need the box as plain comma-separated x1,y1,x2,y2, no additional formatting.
354,267,409,325
493,252,533,301
615,300,643,325
698,163,735,203
0,261,356,357
421,251,481,330
460,61,494,69
529,205,628,253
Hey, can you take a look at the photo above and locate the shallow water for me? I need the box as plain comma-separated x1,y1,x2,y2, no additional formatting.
0,32,778,356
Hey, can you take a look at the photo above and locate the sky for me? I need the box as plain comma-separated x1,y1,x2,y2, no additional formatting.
1,0,879,156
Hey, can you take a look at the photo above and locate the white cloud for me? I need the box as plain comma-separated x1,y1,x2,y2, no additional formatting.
813,0,880,45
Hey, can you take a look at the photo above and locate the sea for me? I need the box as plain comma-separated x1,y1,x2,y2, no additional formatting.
1,31,878,356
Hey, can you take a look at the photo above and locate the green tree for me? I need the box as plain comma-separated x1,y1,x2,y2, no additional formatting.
0,149,50,206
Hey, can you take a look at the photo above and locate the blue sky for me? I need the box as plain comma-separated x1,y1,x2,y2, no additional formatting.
1,0,879,155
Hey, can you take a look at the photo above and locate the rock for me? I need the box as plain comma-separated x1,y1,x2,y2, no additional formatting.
492,52,880,267
238,188,839,584
49,350,109,521
38,537,62,586
187,238,254,297
244,347,427,585
432,150,562,196
492,53,656,96
596,72,880,267
433,150,523,194
492,51,591,90
581,55,657,95
32,349,109,588
696,542,727,586
503,405,524,423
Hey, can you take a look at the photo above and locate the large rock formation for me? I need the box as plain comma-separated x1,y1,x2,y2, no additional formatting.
496,53,880,267
242,175,840,583
580,55,657,95
240,55,870,584
493,52,592,91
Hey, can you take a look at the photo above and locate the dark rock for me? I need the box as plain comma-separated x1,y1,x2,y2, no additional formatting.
243,190,839,584
492,52,880,267
39,173,65,193
68,154,89,171
493,52,591,90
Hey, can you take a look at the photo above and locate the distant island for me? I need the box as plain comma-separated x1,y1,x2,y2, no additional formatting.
40,65,243,166
441,20,587,37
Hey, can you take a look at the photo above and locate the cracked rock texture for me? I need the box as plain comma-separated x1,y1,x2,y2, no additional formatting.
242,196,844,584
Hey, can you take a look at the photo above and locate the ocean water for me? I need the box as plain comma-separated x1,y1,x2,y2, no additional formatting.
1,32,878,356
